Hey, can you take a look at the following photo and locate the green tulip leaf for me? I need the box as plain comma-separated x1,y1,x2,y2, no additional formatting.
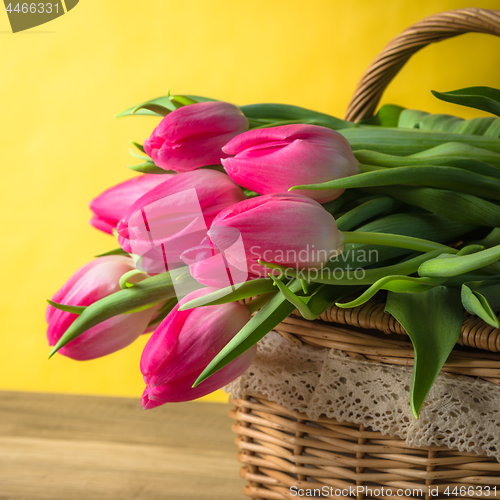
131,103,172,117
397,109,430,128
239,103,355,130
335,196,401,231
417,113,463,132
405,113,500,137
446,276,500,288
354,143,500,171
48,273,176,358
129,148,151,162
260,248,454,286
127,162,172,174
432,87,500,118
269,275,316,320
122,302,161,315
119,269,149,289
335,276,444,309
363,185,500,227
452,117,499,136
169,94,198,107
321,190,365,217
456,245,485,256
94,248,130,258
461,285,500,328
339,127,500,156
147,297,178,328
178,278,277,310
418,244,500,278
193,281,360,388
130,141,145,153
385,286,463,418
485,119,500,137
468,282,500,312
242,188,260,198
46,299,86,315
193,280,304,388
116,95,216,118
475,228,500,248
342,231,452,253
362,104,405,127
444,159,500,181
291,165,500,201
376,104,406,127
412,142,500,168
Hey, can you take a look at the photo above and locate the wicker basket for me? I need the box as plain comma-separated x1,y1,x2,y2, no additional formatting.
231,8,500,499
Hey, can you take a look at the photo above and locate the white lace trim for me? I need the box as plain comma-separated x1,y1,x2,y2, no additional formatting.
226,331,500,461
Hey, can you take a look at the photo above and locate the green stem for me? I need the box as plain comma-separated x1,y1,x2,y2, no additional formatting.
119,269,149,289
335,197,400,231
259,248,456,285
291,165,500,201
342,231,454,253
340,127,500,155
245,292,277,314
358,162,388,172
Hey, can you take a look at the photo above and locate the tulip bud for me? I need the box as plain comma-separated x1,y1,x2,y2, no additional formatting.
143,101,249,173
222,124,359,203
89,174,173,235
182,193,343,287
140,287,254,408
46,256,155,360
116,169,247,273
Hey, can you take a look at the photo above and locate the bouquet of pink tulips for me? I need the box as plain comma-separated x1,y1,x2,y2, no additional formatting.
47,88,500,417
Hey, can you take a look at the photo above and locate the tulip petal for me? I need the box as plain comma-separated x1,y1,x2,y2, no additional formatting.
144,101,249,172
89,174,171,235
222,124,359,203
140,287,253,406
46,256,156,360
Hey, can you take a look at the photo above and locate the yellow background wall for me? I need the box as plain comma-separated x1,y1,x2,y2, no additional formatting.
1,0,499,403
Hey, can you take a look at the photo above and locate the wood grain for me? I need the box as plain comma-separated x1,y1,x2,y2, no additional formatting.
0,391,244,500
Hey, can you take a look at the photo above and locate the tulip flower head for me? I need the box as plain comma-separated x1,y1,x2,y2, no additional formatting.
116,169,247,275
89,174,173,235
143,101,249,172
46,256,155,360
140,287,254,408
183,193,344,287
222,124,359,203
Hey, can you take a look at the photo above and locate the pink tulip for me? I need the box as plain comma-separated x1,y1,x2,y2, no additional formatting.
46,256,155,361
143,101,249,173
222,124,359,203
141,287,254,408
182,193,343,286
116,169,247,273
89,174,173,235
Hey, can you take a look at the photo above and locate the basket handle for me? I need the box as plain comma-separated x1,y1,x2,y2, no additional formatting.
344,8,500,122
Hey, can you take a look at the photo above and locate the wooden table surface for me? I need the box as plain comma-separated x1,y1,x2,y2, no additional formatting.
0,391,246,500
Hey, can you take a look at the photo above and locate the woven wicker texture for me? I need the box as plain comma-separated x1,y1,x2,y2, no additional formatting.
309,295,500,353
231,395,500,500
275,315,500,386
344,8,500,122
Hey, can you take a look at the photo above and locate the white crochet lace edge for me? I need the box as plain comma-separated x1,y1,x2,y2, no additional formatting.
226,331,500,461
